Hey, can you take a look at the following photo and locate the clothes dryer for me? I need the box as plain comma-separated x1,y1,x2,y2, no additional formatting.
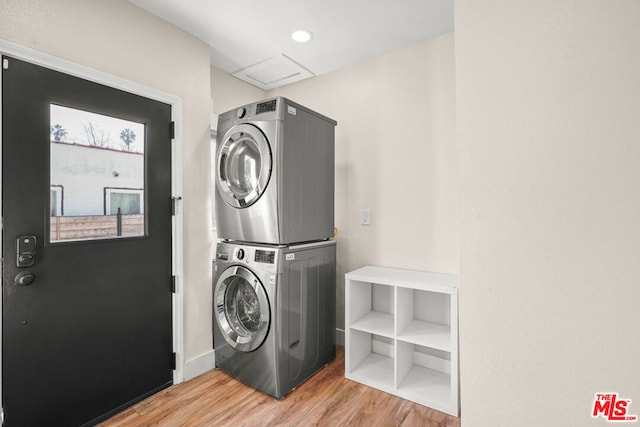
215,97,336,244
212,240,336,399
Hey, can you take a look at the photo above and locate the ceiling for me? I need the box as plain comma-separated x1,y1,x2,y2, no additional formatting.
128,0,454,89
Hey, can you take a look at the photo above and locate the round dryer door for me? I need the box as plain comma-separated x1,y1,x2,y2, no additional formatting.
216,123,272,208
215,265,270,352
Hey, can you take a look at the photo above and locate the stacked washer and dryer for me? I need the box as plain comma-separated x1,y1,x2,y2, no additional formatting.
213,97,337,399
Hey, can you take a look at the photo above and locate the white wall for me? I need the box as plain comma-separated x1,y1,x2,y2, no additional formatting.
269,34,458,329
0,0,213,361
51,143,143,216
456,1,640,424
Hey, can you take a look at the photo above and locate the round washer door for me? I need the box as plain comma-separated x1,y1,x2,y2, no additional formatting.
216,123,272,208
214,265,270,352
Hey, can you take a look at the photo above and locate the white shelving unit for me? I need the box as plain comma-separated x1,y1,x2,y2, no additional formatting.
345,266,459,417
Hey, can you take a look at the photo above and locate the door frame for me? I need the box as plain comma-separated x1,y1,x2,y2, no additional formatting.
0,38,185,422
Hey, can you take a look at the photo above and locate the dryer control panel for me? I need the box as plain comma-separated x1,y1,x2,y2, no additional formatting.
256,99,277,115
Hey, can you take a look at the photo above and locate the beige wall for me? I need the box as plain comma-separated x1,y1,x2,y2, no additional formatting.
457,1,640,424
267,33,458,329
0,0,213,361
211,67,266,118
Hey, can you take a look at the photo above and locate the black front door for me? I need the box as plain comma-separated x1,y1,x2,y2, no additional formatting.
2,56,173,426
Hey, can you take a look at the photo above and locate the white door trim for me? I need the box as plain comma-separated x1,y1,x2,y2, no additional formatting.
0,39,186,413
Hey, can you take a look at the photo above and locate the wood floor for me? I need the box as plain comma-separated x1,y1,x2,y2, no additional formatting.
99,347,460,427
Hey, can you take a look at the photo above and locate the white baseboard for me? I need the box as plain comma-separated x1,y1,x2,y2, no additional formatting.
183,349,216,381
335,328,345,347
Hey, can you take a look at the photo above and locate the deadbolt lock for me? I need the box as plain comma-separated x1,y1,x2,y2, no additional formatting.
16,235,36,268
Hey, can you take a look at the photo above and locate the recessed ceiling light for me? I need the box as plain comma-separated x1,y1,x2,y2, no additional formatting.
291,29,313,43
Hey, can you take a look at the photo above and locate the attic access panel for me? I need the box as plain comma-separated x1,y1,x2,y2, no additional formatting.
232,54,314,90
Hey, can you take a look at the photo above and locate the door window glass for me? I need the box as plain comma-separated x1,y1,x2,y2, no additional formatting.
224,136,261,199
216,124,271,209
50,104,145,242
225,276,262,334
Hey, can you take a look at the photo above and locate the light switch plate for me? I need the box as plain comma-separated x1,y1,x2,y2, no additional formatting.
360,209,371,225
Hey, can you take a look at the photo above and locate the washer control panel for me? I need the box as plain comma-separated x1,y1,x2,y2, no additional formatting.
216,243,278,274
255,249,275,264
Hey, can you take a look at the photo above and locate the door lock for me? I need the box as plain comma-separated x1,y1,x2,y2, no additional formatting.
16,235,36,268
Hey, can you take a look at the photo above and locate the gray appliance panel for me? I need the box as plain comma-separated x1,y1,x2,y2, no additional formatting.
212,240,336,399
278,241,336,392
214,119,280,244
215,97,336,245
278,101,335,244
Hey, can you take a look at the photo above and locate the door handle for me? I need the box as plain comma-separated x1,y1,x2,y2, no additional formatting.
15,271,35,286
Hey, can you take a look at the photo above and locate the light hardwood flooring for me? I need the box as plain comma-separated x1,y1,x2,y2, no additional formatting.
99,347,460,427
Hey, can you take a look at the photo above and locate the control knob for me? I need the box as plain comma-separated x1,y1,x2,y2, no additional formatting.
236,107,246,119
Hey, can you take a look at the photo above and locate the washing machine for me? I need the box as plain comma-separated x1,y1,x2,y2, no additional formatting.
212,239,336,399
215,97,337,244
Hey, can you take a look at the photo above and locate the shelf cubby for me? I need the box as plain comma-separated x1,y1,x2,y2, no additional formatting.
345,266,459,417
347,330,394,391
349,281,394,337
396,287,452,351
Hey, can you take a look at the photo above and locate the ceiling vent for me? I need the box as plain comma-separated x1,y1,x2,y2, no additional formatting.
232,54,314,90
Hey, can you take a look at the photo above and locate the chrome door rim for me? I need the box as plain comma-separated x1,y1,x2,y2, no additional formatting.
216,123,272,209
214,265,270,352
